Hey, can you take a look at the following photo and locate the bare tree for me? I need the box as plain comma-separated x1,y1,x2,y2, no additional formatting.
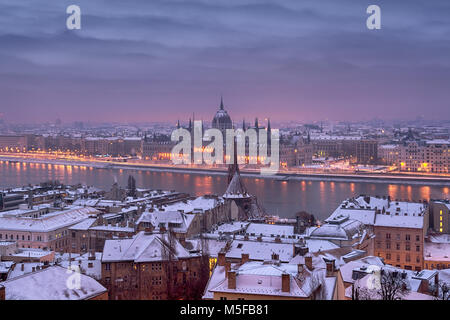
432,280,450,300
353,269,410,300
379,270,410,300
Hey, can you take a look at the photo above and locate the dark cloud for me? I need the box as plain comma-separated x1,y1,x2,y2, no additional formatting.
0,0,449,123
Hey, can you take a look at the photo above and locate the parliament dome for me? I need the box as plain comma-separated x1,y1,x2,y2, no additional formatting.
212,97,233,131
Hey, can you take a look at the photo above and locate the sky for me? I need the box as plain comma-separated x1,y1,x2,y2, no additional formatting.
0,0,449,124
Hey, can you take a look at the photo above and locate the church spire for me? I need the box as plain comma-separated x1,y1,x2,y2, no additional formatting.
176,120,180,129
227,136,240,184
242,118,246,130
220,96,224,110
267,118,271,132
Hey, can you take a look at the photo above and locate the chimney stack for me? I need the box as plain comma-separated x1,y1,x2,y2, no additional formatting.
305,254,313,271
218,251,226,266
228,271,236,289
241,253,249,264
0,285,5,301
21,263,24,271
281,274,290,293
225,262,231,277
325,260,335,277
419,279,429,295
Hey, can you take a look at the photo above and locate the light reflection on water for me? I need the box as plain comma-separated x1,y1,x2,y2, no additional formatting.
0,161,448,220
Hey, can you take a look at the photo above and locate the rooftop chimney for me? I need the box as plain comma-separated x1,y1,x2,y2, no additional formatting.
228,271,236,289
241,253,249,264
281,274,290,293
0,285,5,301
218,251,226,266
225,261,231,277
305,254,313,271
21,263,24,271
325,260,335,277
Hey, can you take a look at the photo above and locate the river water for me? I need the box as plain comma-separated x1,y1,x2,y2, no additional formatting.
0,160,448,220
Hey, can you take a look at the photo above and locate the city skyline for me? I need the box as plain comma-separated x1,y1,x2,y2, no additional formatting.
1,0,450,123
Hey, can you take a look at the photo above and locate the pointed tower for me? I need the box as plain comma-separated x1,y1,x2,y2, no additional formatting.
254,117,259,129
176,120,181,129
242,119,246,131
227,136,239,184
220,95,224,110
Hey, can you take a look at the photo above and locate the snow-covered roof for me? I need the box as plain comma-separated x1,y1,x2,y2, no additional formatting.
425,139,450,145
338,256,385,284
333,195,425,229
153,196,223,214
7,262,45,280
245,223,294,238
325,208,376,226
206,261,323,298
0,206,100,232
102,231,191,263
0,261,14,274
69,218,97,231
58,252,103,280
424,242,450,262
309,218,364,241
374,214,423,229
225,240,294,262
223,171,250,199
137,210,195,234
2,266,106,300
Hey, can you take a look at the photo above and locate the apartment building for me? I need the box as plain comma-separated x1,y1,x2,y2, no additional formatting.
101,231,205,300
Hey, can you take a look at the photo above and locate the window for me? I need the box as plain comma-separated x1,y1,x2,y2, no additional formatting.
105,263,111,271
386,253,391,260
386,233,391,239
405,244,410,251
406,254,411,262
406,234,411,241
416,235,420,242
386,242,391,249
396,243,400,250
416,245,420,252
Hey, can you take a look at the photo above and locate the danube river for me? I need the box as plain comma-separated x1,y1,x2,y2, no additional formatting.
0,160,449,221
